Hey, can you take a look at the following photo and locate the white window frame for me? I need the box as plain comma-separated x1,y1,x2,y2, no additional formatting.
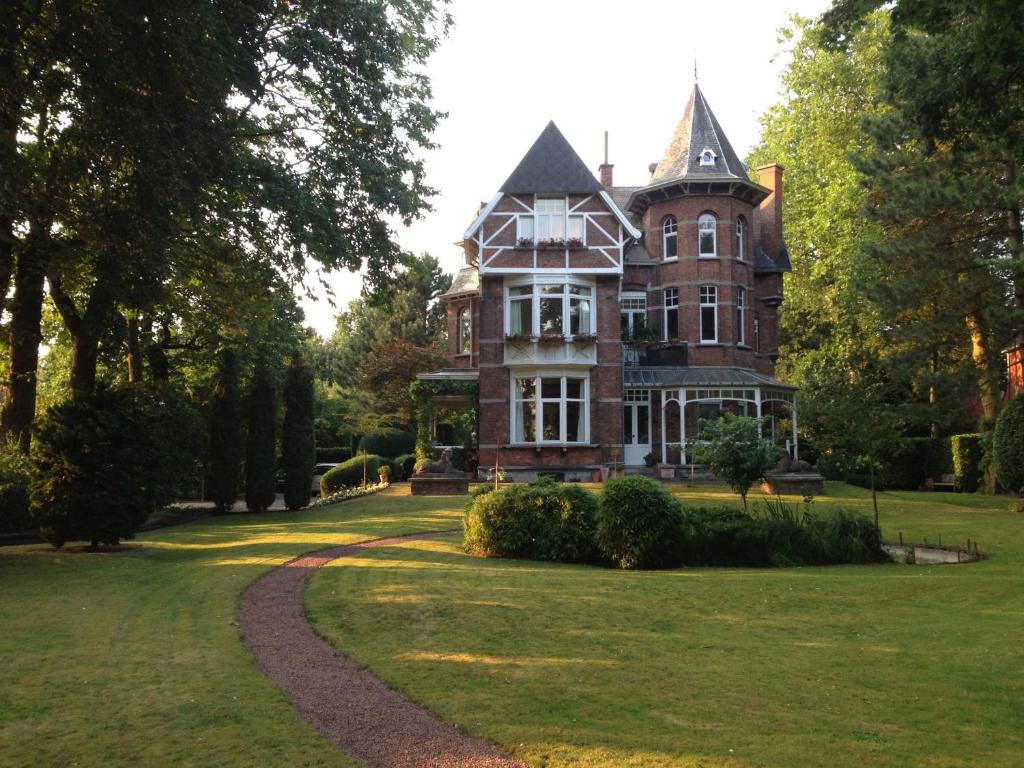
663,287,679,342
735,216,746,261
699,285,718,343
736,287,746,346
510,372,589,445
620,292,647,335
458,307,472,354
504,275,596,338
698,213,717,258
699,147,717,166
516,215,535,244
662,215,678,261
535,197,566,242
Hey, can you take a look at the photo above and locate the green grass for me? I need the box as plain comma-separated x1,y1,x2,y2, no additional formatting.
305,482,1024,767
0,488,463,768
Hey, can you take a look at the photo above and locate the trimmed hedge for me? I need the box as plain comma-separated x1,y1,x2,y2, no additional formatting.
596,476,685,570
316,446,353,464
357,429,416,459
463,478,599,563
951,434,984,493
836,436,957,491
320,454,396,494
993,395,1024,494
393,453,417,480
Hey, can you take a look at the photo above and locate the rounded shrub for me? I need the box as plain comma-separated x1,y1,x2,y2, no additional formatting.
993,395,1024,494
596,476,685,569
320,454,395,494
463,478,599,563
0,447,32,534
393,453,417,480
356,429,415,459
951,434,984,492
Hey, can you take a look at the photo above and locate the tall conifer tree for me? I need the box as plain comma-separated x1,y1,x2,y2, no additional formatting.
282,355,315,510
245,356,277,513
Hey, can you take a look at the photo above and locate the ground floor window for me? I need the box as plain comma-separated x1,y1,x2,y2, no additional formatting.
512,374,588,443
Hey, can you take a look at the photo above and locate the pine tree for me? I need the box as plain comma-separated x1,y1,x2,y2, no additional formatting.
245,355,277,513
282,355,315,510
209,349,241,514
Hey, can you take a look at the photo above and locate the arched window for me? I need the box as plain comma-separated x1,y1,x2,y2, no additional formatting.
662,215,678,259
458,307,472,354
698,213,717,257
735,216,747,261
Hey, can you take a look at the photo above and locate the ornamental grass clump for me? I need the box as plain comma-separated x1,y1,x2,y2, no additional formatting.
596,475,685,569
463,478,599,563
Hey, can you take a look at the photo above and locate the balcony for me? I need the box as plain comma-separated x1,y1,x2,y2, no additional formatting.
623,341,688,368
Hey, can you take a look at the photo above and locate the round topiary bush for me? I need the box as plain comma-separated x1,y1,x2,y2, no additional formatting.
463,478,599,563
320,454,395,494
596,476,685,569
356,429,416,459
993,395,1024,494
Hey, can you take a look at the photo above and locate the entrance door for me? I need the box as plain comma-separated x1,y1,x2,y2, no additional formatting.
623,390,651,465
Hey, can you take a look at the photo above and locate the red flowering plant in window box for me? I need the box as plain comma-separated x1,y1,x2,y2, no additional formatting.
504,331,536,342
570,332,597,343
566,236,584,249
516,237,534,248
537,238,566,249
537,331,566,343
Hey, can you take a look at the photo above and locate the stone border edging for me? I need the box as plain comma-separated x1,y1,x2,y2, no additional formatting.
237,530,528,768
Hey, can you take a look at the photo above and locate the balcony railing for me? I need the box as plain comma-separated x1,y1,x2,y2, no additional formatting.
623,341,688,368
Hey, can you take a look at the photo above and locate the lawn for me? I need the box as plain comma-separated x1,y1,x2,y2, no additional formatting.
0,489,463,768
304,482,1024,768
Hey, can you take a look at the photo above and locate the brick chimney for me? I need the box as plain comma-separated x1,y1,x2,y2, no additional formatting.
598,131,613,189
756,164,784,258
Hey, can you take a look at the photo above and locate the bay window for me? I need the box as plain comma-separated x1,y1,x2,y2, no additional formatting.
513,374,588,444
506,279,594,337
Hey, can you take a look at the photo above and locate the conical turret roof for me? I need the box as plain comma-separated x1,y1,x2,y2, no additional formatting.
650,84,746,184
499,121,605,194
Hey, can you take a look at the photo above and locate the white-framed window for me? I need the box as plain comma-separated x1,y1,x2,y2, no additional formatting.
505,277,595,337
662,215,677,259
736,287,746,346
735,216,746,261
698,213,717,257
536,198,566,241
664,287,679,341
458,307,472,354
516,215,534,243
699,285,717,343
512,374,588,444
620,293,647,337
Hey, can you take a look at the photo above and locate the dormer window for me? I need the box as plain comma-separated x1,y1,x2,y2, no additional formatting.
699,147,717,166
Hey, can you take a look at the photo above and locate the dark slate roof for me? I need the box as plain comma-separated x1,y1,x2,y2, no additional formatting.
650,84,747,184
500,121,605,194
439,266,479,298
624,241,655,263
623,366,795,390
754,244,793,273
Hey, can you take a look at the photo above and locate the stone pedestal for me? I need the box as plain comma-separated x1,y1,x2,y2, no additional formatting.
410,473,469,496
761,472,825,496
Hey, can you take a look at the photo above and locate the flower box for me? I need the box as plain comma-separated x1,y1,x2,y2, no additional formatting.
571,333,597,343
537,333,565,343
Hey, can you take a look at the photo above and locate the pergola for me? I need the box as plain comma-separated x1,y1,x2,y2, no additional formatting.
623,366,797,465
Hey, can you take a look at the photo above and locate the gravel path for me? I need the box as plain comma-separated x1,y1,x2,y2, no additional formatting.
238,531,528,768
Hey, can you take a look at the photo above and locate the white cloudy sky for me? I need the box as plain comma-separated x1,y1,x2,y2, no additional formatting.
298,0,833,336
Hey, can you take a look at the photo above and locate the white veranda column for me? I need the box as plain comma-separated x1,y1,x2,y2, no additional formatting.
680,392,687,465
755,388,763,439
660,390,667,465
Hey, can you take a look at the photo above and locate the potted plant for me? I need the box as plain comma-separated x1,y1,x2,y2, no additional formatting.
643,452,656,468
516,237,534,248
566,236,584,248
377,463,392,486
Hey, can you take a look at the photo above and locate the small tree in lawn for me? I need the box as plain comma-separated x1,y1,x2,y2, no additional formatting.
209,349,242,514
993,395,1024,495
282,355,315,510
692,414,781,512
244,356,277,513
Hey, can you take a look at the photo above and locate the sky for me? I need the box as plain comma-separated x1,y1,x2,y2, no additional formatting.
298,0,833,337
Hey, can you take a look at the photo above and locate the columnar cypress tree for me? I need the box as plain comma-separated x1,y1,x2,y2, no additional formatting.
282,355,315,510
245,355,277,512
209,349,241,514
993,395,1024,495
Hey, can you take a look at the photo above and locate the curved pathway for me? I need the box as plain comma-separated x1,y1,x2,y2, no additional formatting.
238,531,527,768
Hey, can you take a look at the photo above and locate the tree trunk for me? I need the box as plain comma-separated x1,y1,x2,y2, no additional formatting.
69,328,100,399
966,312,1000,492
1,234,47,452
870,461,879,531
126,315,144,383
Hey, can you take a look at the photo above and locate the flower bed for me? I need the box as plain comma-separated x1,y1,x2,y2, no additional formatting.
309,482,388,508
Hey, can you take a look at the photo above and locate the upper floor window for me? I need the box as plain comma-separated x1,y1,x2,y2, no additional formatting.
620,293,647,338
736,287,746,346
699,285,717,343
664,287,679,341
735,216,747,261
662,215,678,259
506,278,594,338
699,147,717,166
458,307,472,354
698,213,717,257
517,198,584,245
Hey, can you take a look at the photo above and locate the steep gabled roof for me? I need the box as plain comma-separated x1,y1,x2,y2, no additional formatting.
499,121,605,194
650,84,747,184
